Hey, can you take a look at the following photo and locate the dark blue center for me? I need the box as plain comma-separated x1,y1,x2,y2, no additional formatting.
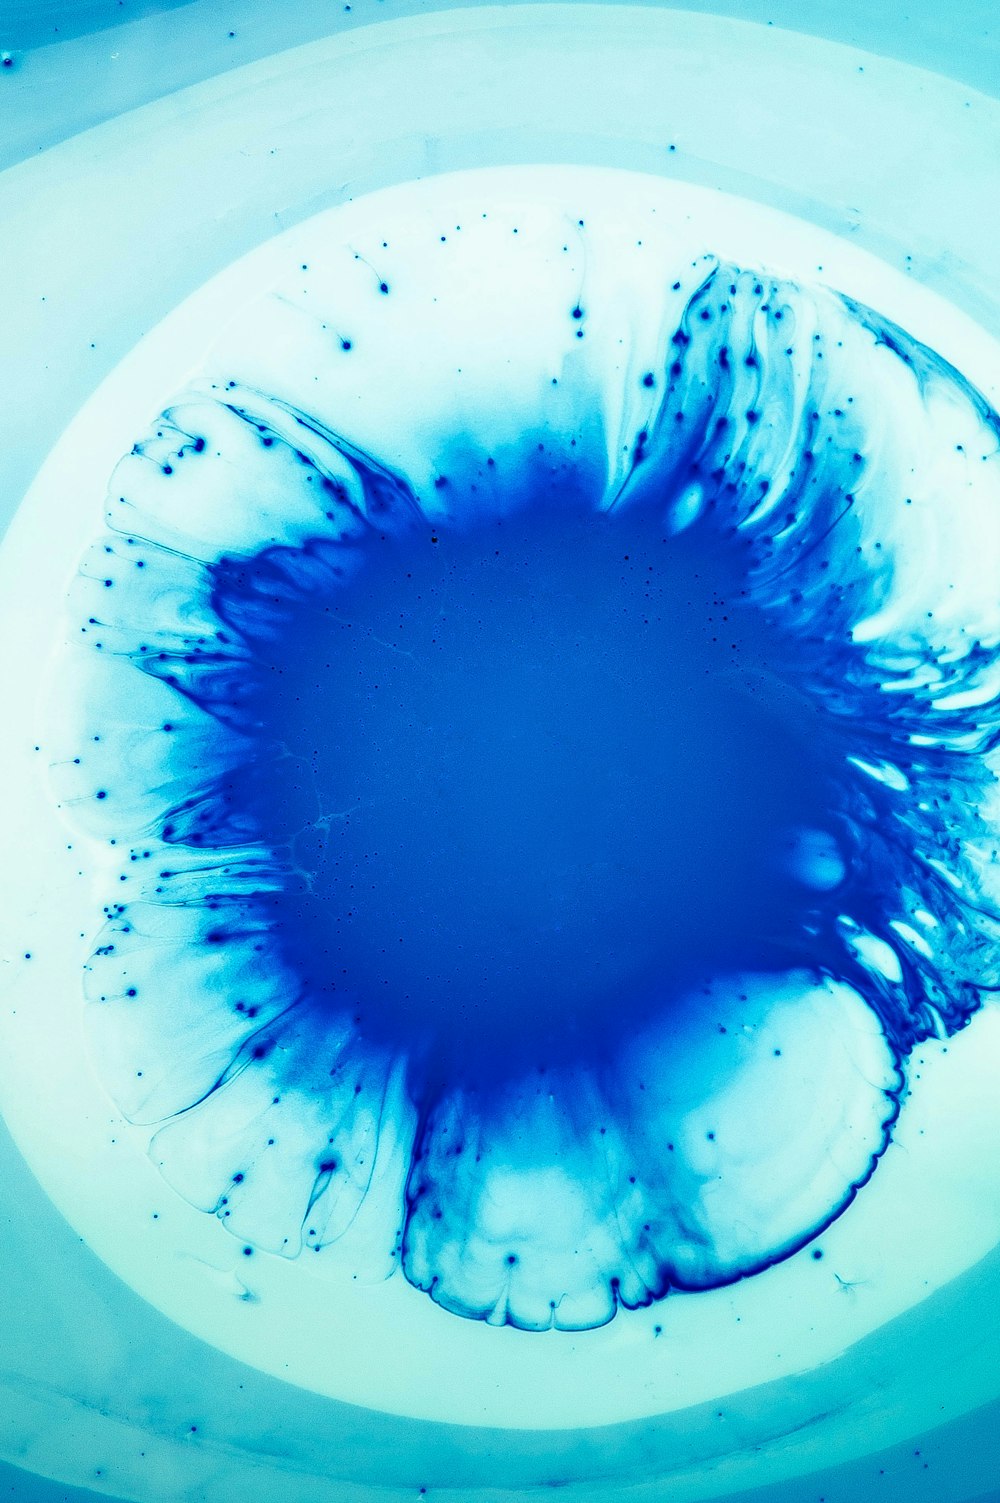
208,496,838,1077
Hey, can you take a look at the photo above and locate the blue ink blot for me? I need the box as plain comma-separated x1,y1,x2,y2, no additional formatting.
51,260,1000,1330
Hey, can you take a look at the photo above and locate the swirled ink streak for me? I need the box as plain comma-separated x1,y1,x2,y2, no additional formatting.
51,260,1000,1331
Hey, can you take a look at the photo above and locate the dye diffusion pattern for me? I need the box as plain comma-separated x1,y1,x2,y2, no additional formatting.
49,230,1000,1332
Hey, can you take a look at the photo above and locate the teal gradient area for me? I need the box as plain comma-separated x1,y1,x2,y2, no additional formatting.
1,1097,1000,1503
1,0,998,151
1,4,1000,1502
